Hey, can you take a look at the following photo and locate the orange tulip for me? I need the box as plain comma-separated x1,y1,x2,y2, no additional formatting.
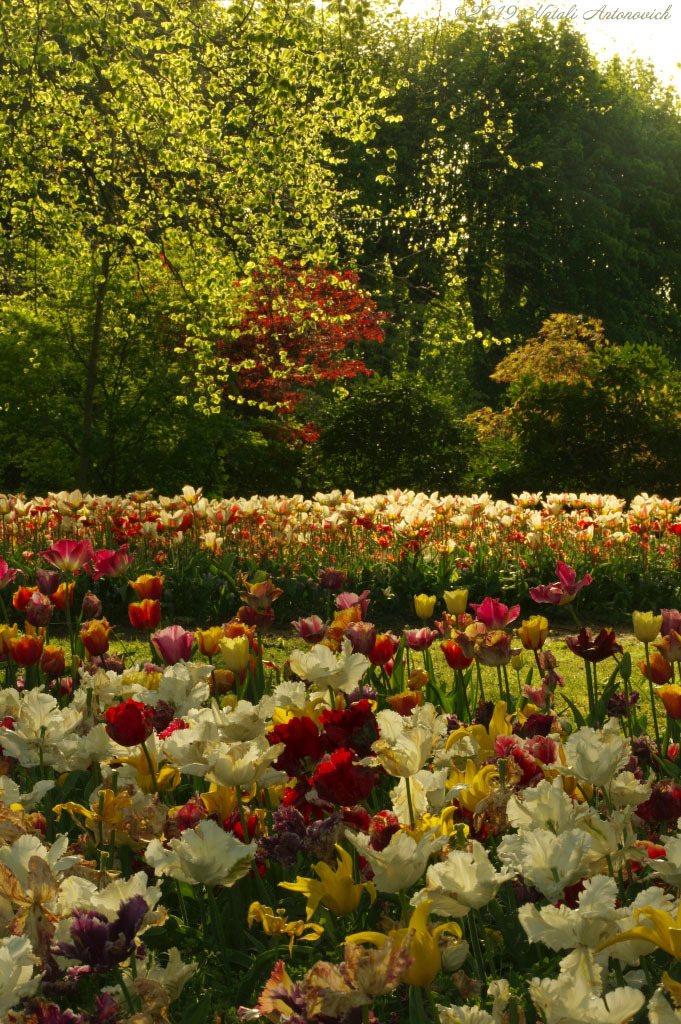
387,691,421,716
10,633,44,666
128,599,161,631
80,618,112,657
640,651,673,685
129,574,164,600
658,685,681,720
52,582,75,611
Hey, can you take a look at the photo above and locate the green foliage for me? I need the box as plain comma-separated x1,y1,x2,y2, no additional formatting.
301,374,477,495
468,314,681,497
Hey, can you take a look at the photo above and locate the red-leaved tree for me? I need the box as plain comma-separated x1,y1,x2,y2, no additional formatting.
217,260,386,439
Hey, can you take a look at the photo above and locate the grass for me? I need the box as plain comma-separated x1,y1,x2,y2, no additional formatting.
46,620,660,735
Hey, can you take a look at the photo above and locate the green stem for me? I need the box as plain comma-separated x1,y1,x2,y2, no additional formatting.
405,776,416,830
140,740,158,794
644,641,662,749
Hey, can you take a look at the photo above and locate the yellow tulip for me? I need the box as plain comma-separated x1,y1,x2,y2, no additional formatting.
598,903,681,959
414,594,436,620
196,626,226,657
632,610,663,643
444,589,468,615
220,635,251,673
279,844,375,920
518,615,548,651
447,759,500,814
346,899,462,987
247,902,324,955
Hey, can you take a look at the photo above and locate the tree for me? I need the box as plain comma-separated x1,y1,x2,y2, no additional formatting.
0,0,385,488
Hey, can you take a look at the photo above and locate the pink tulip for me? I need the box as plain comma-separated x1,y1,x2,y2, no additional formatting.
336,590,371,619
151,624,195,666
291,615,328,643
529,561,592,606
40,539,94,574
0,558,20,591
469,597,520,630
403,627,438,650
91,544,134,581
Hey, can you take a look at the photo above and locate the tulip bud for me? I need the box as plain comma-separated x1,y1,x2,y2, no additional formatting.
36,568,59,596
510,652,525,672
81,590,103,620
444,589,468,615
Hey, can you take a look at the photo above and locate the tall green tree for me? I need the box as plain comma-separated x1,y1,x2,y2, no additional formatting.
0,0,384,488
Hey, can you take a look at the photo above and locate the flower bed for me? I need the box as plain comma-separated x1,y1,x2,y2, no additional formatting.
1,538,681,1022
1,488,681,624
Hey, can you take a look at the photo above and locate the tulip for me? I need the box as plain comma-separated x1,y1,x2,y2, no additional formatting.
196,626,226,657
40,644,66,678
387,691,421,716
518,616,549,651
656,631,681,663
662,609,681,638
0,557,19,591
52,582,75,611
91,544,134,581
10,633,44,667
319,568,346,591
403,627,438,651
632,611,663,643
440,640,473,671
220,635,251,674
151,624,195,665
368,633,395,666
529,561,592,606
237,604,275,630
414,593,436,620
470,597,520,630
129,574,164,600
240,579,283,609
336,590,371,619
35,568,59,596
344,620,376,655
211,668,236,694
444,589,468,615
40,538,94,574
279,845,374,920
565,627,622,663
475,630,513,667
105,700,154,747
640,651,673,685
0,623,18,657
128,599,161,631
25,591,53,628
80,618,112,658
292,615,328,644
346,899,462,988
657,685,681,720
12,586,38,612
81,591,103,620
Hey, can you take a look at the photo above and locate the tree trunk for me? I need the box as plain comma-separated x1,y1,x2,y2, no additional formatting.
77,250,111,490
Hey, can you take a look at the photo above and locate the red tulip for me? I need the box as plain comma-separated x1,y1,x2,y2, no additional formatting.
105,700,154,747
